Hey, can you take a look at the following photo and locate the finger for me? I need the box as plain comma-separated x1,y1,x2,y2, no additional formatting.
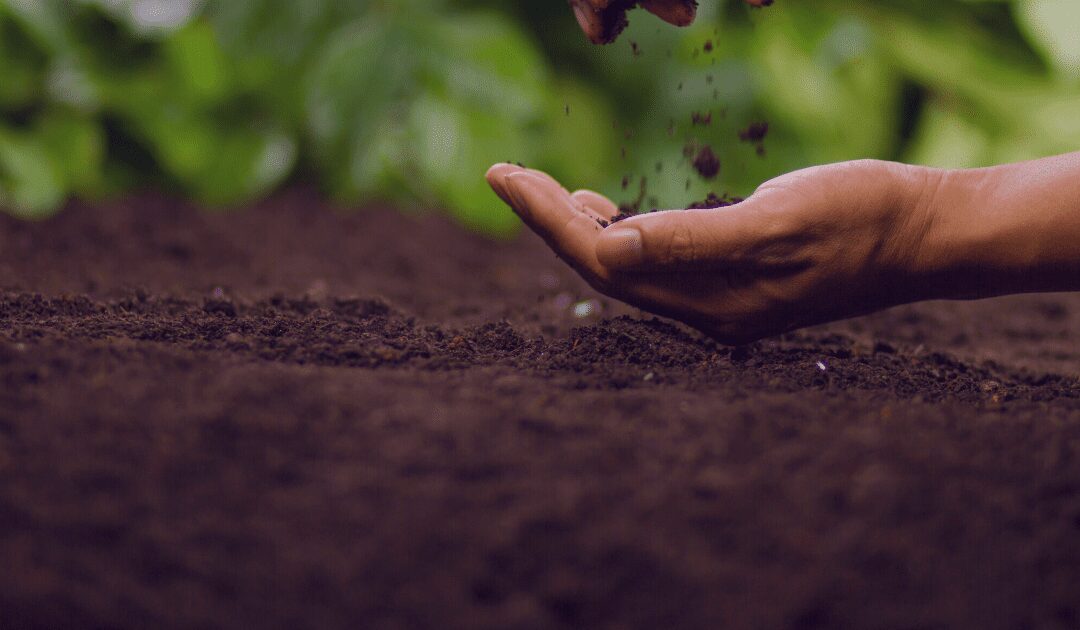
569,0,607,45
744,0,775,7
485,163,526,207
595,198,773,271
503,171,608,280
571,189,619,220
570,0,634,45
488,163,583,219
639,0,697,27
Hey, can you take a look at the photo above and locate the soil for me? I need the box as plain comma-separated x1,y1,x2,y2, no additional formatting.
3,189,1080,629
692,145,721,179
738,122,769,143
739,122,769,156
687,192,744,209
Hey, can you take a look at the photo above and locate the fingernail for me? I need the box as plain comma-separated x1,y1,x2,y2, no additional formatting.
597,227,643,268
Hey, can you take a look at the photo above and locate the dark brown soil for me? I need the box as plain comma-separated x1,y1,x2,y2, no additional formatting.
687,192,744,209
739,122,770,156
739,122,769,143
2,189,1080,629
692,145,721,179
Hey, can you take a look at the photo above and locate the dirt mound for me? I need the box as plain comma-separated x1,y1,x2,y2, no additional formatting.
2,191,1080,629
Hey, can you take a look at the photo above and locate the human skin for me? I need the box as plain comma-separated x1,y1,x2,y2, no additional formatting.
569,0,772,44
486,153,1080,344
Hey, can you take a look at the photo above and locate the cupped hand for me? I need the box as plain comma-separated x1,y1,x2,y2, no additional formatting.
569,0,774,45
486,160,943,344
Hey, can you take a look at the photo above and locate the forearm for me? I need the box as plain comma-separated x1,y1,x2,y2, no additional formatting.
920,152,1080,299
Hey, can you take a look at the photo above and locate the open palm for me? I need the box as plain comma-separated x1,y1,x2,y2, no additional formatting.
487,161,939,344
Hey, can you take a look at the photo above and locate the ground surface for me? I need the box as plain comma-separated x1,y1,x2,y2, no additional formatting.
2,190,1080,629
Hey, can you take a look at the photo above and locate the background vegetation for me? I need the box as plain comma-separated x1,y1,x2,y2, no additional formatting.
1,0,1077,235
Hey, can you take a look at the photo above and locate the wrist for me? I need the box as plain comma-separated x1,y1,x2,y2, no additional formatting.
903,154,1080,300
896,163,1018,300
881,162,962,301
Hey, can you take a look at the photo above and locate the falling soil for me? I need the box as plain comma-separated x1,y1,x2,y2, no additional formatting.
738,122,769,142
3,190,1080,629
692,145,721,179
739,121,770,156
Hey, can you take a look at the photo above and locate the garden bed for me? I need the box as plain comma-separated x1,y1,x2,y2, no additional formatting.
1,190,1079,628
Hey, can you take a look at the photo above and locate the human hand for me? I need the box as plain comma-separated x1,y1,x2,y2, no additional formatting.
569,0,774,45
486,160,945,344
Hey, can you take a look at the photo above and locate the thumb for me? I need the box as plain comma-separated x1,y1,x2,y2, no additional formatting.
595,194,776,271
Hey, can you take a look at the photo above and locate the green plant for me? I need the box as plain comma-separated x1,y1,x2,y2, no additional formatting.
0,0,1076,234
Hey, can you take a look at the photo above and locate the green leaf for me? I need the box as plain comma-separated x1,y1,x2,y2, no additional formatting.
79,0,202,38
0,13,47,109
752,7,900,162
407,93,523,236
304,16,413,194
1015,0,1080,78
162,20,230,106
194,126,297,206
904,97,992,168
420,11,550,122
35,111,107,196
3,0,73,55
539,79,617,190
0,126,67,219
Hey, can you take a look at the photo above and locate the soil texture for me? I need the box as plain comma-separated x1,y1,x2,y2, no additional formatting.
2,189,1080,629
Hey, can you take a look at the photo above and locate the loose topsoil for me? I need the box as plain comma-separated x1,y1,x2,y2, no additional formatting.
2,189,1080,629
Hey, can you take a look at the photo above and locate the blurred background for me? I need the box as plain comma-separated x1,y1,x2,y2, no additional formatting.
0,0,1077,235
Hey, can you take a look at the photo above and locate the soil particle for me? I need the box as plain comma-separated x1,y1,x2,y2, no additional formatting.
692,145,721,179
687,192,744,209
739,121,769,156
617,175,649,215
738,122,769,142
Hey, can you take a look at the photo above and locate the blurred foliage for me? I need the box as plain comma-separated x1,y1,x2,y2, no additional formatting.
0,0,1077,233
